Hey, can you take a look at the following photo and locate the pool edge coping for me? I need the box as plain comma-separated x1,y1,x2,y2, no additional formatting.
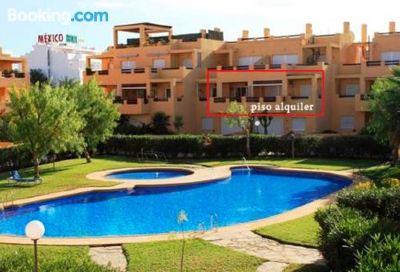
0,165,354,245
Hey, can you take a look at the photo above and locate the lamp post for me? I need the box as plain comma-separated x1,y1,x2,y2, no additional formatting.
289,131,295,159
25,220,45,272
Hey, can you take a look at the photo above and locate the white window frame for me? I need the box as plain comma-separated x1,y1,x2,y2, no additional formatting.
121,61,136,70
272,54,299,65
340,116,354,130
202,118,213,130
238,56,262,66
292,118,306,132
381,51,400,62
345,84,359,96
153,59,166,69
300,84,311,97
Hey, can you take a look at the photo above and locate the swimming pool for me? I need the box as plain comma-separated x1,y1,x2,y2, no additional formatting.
105,169,191,180
0,167,350,237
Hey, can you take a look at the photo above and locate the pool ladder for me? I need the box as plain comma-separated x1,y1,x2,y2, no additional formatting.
242,156,251,171
210,213,219,231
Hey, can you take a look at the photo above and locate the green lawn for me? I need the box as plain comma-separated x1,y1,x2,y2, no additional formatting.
254,214,320,247
0,156,381,202
0,156,165,201
124,239,264,272
196,158,378,171
0,245,114,272
0,239,264,272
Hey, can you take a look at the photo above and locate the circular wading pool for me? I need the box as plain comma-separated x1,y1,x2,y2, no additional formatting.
105,169,192,180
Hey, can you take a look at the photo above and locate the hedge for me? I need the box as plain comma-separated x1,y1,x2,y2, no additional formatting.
337,187,400,220
98,134,390,159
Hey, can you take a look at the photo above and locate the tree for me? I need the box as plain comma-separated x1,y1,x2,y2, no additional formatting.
225,102,252,157
8,84,82,177
151,112,170,134
174,115,184,133
29,69,48,85
258,110,273,134
67,79,120,163
368,67,400,166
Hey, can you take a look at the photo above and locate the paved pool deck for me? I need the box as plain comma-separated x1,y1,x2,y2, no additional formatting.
0,165,354,245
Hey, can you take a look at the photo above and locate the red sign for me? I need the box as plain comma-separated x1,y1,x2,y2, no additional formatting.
37,34,64,44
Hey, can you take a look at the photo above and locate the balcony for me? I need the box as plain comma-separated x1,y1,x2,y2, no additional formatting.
208,96,284,113
0,72,28,88
118,98,150,115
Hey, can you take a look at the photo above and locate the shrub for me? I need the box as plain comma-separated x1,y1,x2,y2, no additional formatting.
100,134,390,159
315,206,400,271
337,187,400,220
353,234,400,272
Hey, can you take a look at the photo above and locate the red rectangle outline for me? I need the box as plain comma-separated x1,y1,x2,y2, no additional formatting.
205,69,326,117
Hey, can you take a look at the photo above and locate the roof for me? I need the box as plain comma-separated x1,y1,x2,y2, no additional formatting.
114,22,172,30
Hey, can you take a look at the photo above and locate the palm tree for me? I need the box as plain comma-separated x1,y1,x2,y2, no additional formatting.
151,112,171,134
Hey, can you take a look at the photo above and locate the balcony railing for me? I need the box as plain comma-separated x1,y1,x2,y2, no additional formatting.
263,96,277,102
290,96,310,100
214,97,227,103
366,60,400,66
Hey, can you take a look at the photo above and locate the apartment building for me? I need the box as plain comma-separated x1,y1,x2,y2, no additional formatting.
26,42,97,84
0,48,29,114
84,22,400,135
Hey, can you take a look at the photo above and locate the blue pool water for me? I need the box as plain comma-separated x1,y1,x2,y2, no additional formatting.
106,169,190,180
0,168,350,237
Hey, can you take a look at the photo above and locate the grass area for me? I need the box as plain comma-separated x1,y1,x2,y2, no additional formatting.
0,156,382,202
0,245,114,272
283,263,329,272
196,158,379,171
124,239,264,272
0,156,165,201
254,214,320,247
360,164,400,181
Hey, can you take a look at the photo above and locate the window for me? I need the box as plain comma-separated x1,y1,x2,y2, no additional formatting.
300,84,311,97
196,52,202,67
292,118,306,132
165,88,171,98
272,54,298,65
340,116,354,130
345,84,359,96
202,118,213,130
238,56,262,66
153,59,166,69
381,51,400,62
183,58,192,68
212,87,217,97
230,86,247,98
121,61,135,70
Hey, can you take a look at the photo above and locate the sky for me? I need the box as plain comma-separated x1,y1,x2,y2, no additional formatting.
1,0,400,56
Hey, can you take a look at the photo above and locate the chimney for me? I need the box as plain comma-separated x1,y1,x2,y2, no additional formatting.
306,23,313,36
361,24,367,43
264,28,270,37
389,21,396,32
343,22,350,34
242,30,249,40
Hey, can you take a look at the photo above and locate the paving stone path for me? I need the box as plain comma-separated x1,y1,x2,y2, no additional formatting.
203,231,326,272
89,245,127,272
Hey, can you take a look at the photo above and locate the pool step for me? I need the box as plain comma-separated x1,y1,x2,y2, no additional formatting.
89,245,127,272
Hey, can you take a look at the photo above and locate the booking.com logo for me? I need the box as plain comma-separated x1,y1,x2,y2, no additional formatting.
7,8,108,25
